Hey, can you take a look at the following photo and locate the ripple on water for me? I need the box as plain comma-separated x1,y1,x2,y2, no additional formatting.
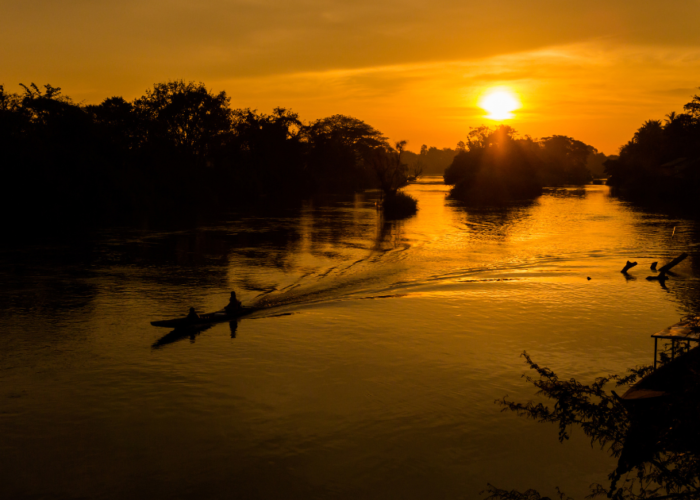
0,183,698,499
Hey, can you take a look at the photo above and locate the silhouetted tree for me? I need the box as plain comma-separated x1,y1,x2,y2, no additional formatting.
226,107,305,198
0,83,115,222
605,88,700,202
369,140,409,197
367,141,418,218
445,125,542,204
538,135,593,185
587,150,610,178
301,114,387,192
683,92,700,119
85,97,142,152
402,144,457,176
410,160,425,180
134,80,233,165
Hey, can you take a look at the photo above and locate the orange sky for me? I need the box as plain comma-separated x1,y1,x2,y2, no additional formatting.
3,1,700,154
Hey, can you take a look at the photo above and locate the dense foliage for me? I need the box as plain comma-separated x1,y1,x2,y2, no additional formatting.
443,126,600,205
0,81,408,226
487,350,700,500
605,90,700,202
302,114,387,193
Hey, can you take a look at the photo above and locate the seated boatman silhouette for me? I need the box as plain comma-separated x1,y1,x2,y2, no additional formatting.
224,291,242,314
186,307,200,321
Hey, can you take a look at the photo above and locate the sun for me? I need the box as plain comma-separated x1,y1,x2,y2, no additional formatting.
479,88,521,120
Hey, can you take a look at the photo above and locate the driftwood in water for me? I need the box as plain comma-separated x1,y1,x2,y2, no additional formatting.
645,253,688,282
651,262,658,271
621,261,638,273
658,252,688,275
647,273,668,282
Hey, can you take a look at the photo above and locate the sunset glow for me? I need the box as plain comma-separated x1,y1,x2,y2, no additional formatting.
4,1,700,497
2,2,700,154
479,89,521,120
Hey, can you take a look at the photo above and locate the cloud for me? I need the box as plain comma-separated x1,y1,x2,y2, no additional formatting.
205,41,700,153
4,0,699,81
3,1,699,153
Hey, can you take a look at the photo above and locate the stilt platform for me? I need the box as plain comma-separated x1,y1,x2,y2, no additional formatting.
652,316,700,369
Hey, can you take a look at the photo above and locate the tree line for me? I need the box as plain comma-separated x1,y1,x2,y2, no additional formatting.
3,79,634,223
403,145,458,177
605,90,700,204
0,81,413,226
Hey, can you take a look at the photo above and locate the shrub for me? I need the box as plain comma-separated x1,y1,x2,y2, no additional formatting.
382,191,418,219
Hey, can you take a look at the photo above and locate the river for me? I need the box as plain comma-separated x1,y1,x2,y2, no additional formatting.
1,178,698,499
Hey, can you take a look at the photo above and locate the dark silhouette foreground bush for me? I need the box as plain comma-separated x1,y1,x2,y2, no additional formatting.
487,350,700,500
382,191,418,219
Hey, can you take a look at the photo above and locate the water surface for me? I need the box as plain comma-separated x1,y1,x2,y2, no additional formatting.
2,179,698,499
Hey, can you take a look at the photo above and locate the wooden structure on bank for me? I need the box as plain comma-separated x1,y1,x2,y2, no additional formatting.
619,316,700,412
651,315,700,369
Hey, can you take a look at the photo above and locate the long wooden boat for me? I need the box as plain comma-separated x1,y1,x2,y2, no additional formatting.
150,306,257,329
619,342,700,414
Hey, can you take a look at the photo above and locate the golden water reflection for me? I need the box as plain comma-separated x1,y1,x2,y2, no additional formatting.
0,179,698,499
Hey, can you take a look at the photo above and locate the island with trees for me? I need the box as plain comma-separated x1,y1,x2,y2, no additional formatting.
443,125,604,204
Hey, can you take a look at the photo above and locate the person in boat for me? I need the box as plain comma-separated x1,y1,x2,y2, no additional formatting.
225,291,242,313
186,307,199,321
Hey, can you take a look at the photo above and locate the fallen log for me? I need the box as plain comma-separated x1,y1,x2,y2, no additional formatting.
646,273,668,281
621,261,638,273
658,252,688,275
